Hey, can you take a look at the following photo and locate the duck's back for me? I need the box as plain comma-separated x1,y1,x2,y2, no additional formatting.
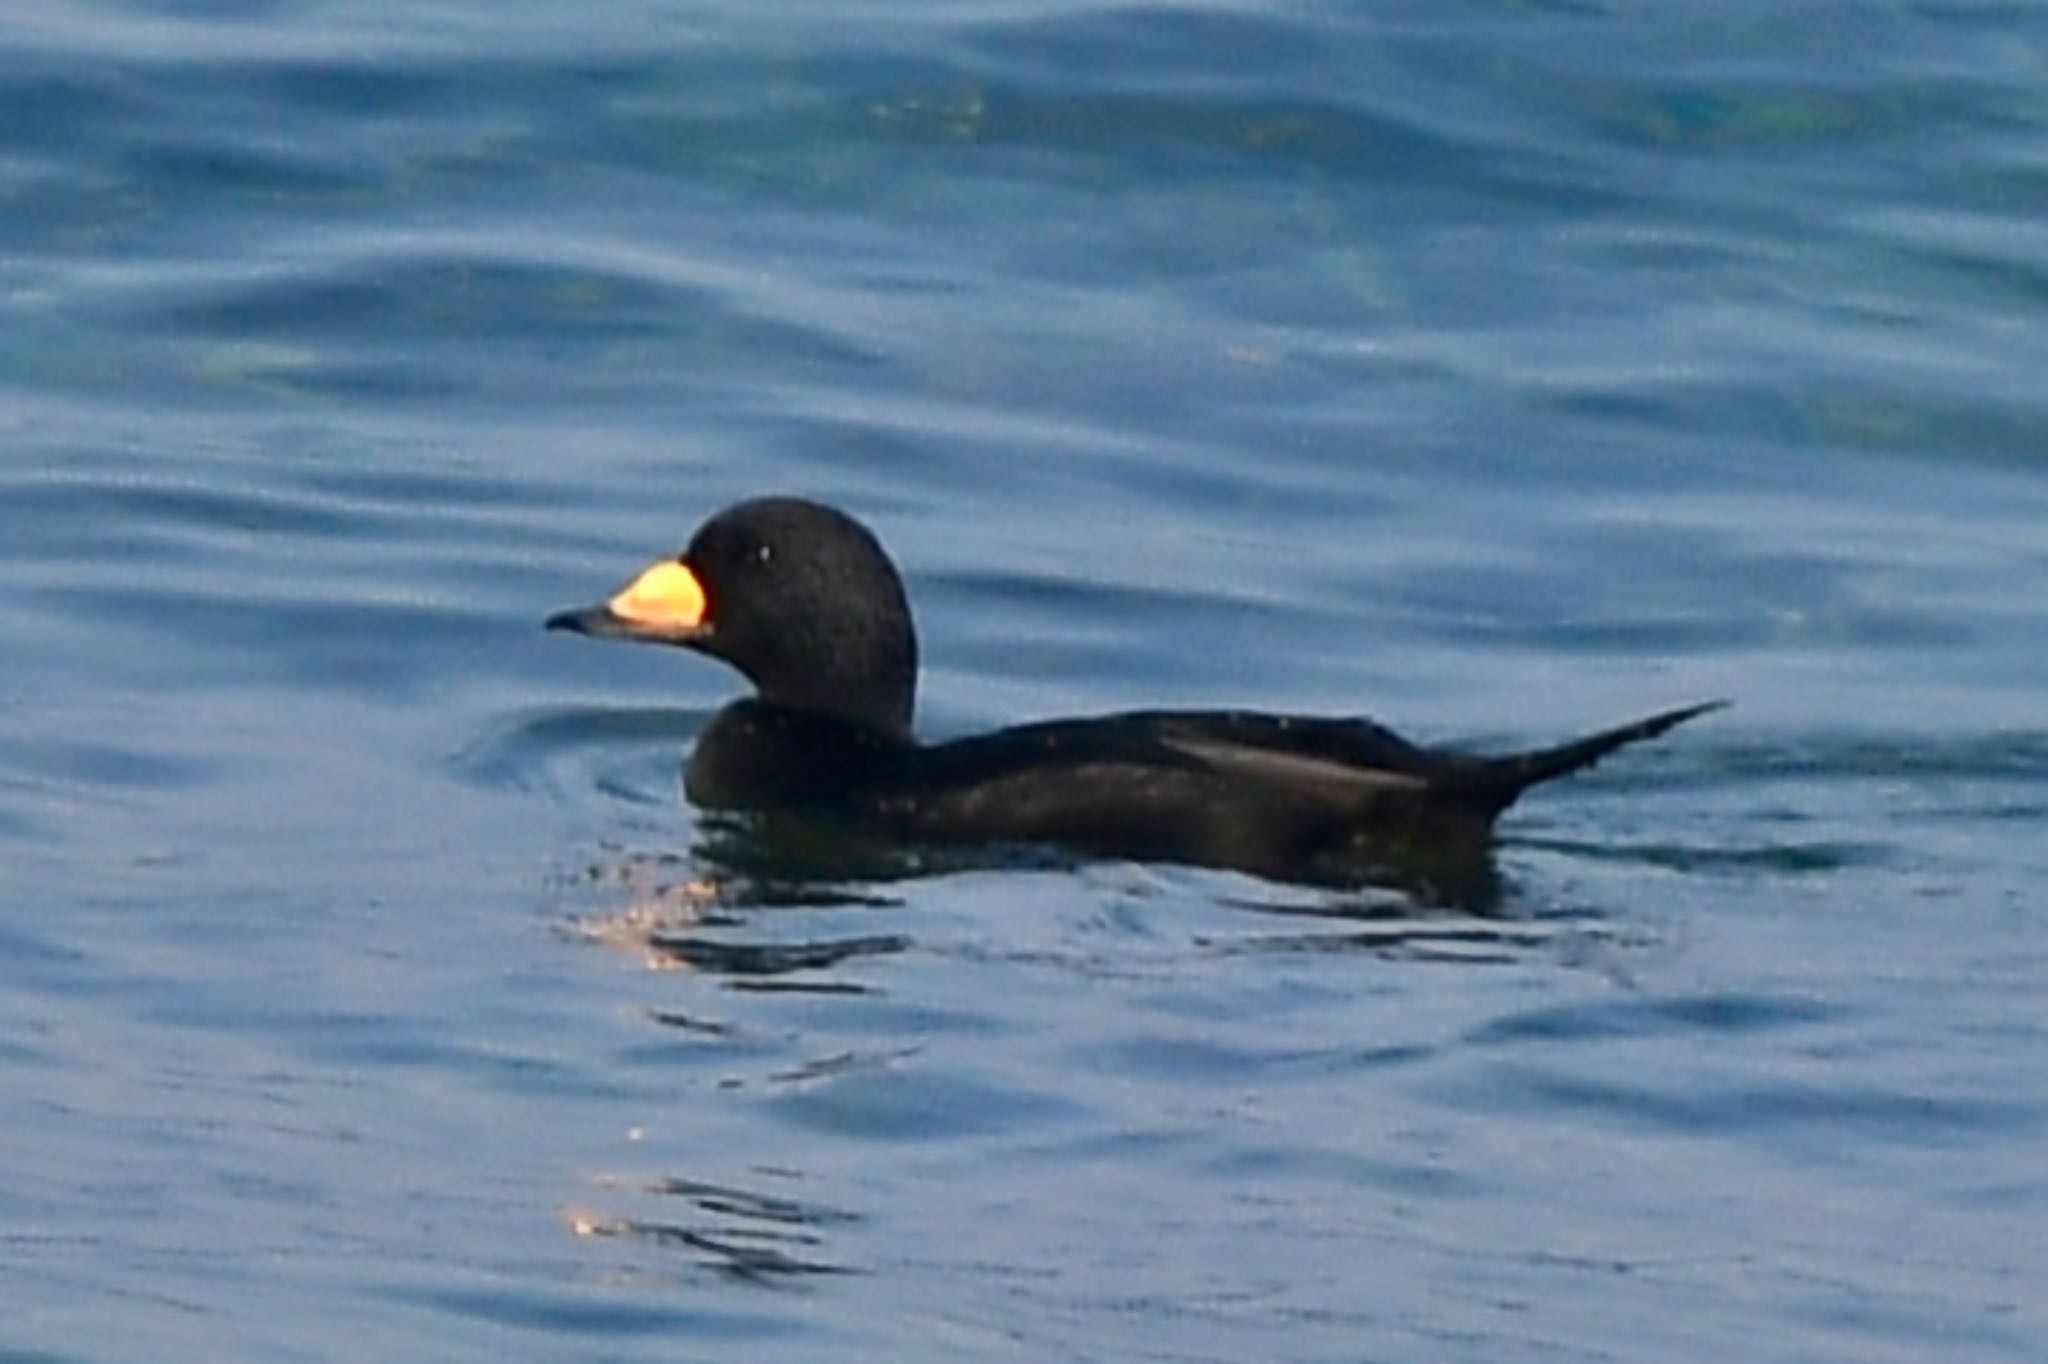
688,699,1721,887
878,709,1476,877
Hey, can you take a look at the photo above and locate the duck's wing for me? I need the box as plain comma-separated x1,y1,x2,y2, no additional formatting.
884,702,1723,879
931,702,1728,819
913,710,1437,796
913,702,1723,800
1133,710,1448,782
889,712,1383,869
1129,701,1727,804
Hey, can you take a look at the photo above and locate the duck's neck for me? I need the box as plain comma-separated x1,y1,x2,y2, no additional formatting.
733,622,916,739
753,676,912,740
687,698,914,809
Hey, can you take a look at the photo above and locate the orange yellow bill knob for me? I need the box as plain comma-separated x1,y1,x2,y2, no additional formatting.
606,560,706,629
545,558,709,641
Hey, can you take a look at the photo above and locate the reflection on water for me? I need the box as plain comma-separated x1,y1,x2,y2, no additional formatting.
654,933,913,978
570,1173,857,1281
696,784,1517,909
1205,887,1604,965
569,841,914,983
555,828,1634,1288
574,812,1551,989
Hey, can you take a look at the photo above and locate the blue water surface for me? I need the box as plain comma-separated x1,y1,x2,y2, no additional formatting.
3,2,2045,1360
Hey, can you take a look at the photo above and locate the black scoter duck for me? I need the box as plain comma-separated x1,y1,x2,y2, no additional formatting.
548,497,1721,888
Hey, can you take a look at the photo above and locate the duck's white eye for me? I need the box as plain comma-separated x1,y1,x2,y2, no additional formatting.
755,544,773,564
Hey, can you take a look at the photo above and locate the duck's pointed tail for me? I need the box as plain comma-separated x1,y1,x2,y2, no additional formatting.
1449,700,1727,816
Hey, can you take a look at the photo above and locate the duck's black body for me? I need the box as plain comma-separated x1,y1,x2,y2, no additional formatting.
549,497,1721,890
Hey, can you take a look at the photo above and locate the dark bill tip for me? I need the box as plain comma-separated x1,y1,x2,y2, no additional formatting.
545,605,615,636
545,604,709,645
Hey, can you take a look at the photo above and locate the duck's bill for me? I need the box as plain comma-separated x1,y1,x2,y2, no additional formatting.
546,559,709,644
543,603,663,640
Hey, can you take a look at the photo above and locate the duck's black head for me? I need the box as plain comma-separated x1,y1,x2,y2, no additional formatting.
547,497,919,737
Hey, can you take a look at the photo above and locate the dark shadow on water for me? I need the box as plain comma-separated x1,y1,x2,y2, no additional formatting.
557,800,1680,1281
563,803,1618,994
572,1173,859,1282
1512,834,1887,875
726,978,879,996
651,1175,861,1227
1200,889,1594,963
648,932,911,977
580,1216,849,1281
583,817,927,986
692,806,1516,913
689,810,1078,895
643,1007,731,1037
564,822,926,992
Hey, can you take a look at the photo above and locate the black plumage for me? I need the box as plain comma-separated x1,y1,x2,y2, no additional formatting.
549,496,1721,891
